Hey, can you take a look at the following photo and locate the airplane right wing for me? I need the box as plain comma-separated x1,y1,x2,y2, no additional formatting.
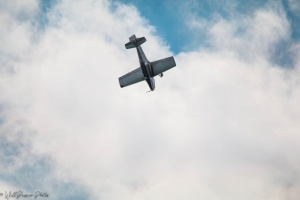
151,56,176,76
119,67,144,88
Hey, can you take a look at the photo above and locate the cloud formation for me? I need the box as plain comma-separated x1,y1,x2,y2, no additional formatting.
1,0,300,199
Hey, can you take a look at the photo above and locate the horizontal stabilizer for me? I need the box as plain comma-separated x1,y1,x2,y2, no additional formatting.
151,56,176,76
125,36,147,49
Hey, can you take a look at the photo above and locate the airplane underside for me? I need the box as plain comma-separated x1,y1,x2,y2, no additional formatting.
118,34,176,91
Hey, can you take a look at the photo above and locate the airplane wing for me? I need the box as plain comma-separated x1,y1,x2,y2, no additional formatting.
151,56,176,77
119,67,144,88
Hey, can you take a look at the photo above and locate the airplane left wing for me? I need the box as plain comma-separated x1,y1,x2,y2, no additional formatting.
151,56,176,77
119,67,144,88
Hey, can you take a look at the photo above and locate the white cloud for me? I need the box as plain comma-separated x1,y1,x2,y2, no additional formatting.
189,6,290,61
1,0,300,200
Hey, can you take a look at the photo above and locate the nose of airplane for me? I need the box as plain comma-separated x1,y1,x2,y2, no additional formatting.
150,78,155,91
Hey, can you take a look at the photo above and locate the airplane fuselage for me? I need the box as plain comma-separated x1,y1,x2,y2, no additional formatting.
136,45,155,91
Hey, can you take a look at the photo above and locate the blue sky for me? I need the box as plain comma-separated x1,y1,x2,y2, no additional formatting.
36,0,300,65
114,0,300,54
1,0,300,199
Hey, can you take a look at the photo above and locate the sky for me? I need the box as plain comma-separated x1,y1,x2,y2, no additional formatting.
0,0,300,199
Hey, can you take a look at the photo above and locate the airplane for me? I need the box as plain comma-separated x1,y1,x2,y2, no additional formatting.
118,34,176,91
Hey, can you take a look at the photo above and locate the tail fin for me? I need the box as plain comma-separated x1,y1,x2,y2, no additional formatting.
129,35,137,41
125,34,147,49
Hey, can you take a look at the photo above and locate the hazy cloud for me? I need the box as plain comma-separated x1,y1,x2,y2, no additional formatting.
288,0,300,12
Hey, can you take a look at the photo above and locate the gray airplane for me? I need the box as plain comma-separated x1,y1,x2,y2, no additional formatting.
118,35,176,91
